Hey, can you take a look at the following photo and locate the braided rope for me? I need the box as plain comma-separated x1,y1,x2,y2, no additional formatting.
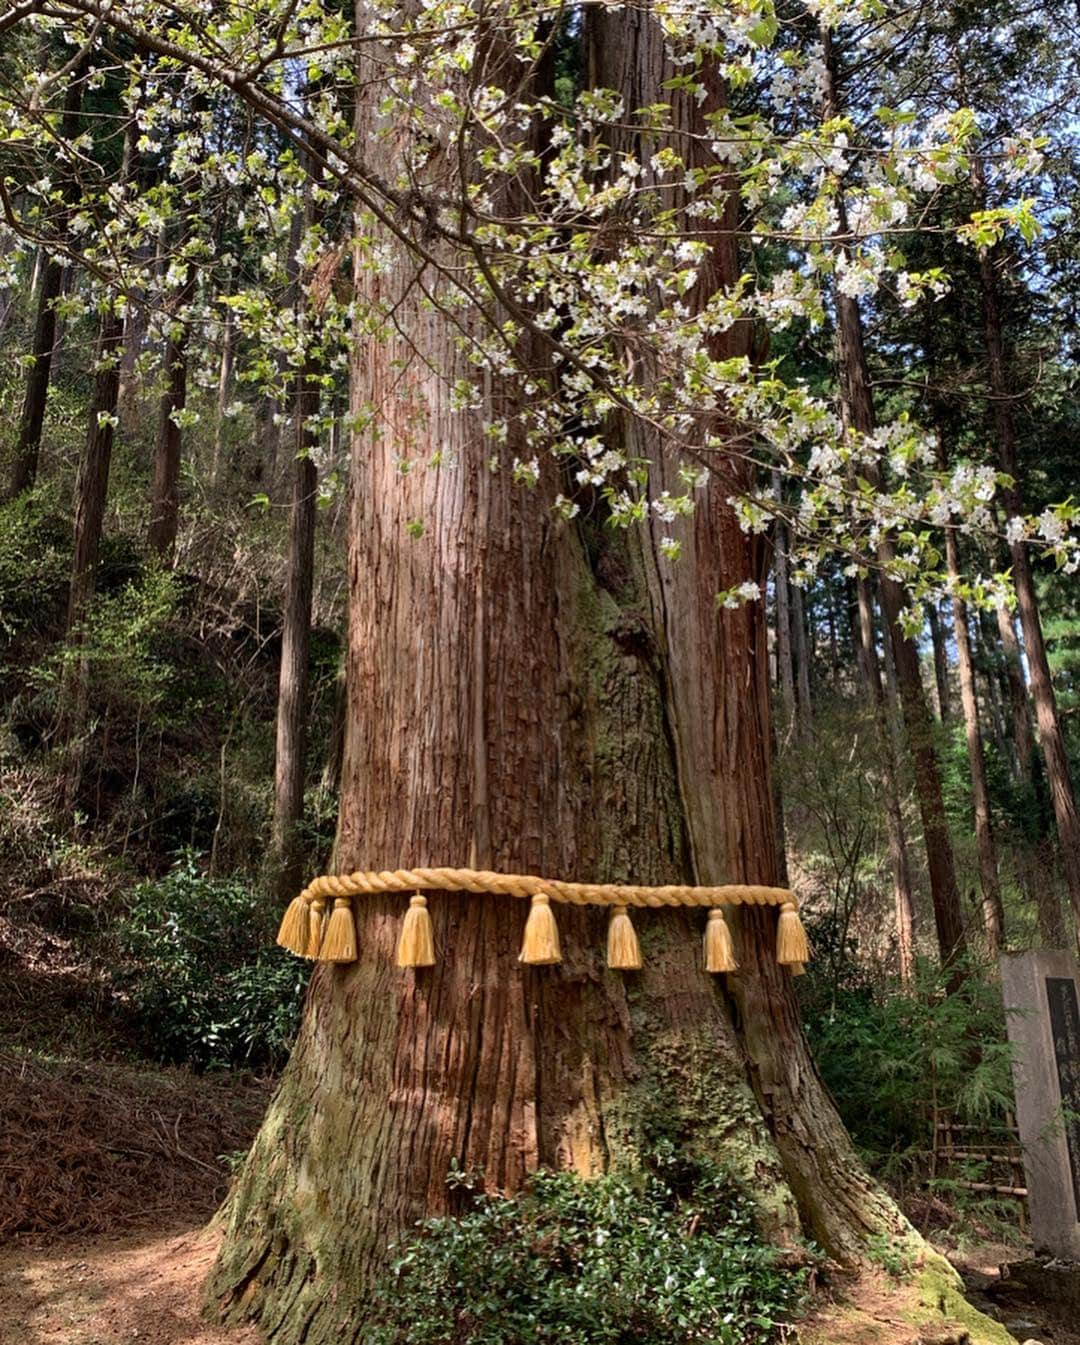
299,867,797,911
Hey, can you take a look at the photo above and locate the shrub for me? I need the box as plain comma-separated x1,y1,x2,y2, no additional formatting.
117,853,307,1068
369,1148,809,1345
800,956,1015,1187
0,486,71,640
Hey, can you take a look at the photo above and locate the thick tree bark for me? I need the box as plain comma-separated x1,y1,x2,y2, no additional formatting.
944,528,1004,955
978,242,1080,943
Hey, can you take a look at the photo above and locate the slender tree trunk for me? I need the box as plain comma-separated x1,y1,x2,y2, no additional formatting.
833,284,965,965
944,525,1004,955
259,395,284,491
59,306,124,805
6,75,84,499
997,604,1035,783
792,578,812,731
978,238,1080,946
271,155,325,899
271,351,320,901
928,601,951,723
147,268,195,560
975,609,1010,762
210,305,234,486
210,12,928,1337
997,603,1063,944
772,470,796,733
822,34,965,969
118,246,155,423
7,251,65,499
320,658,347,799
856,577,917,981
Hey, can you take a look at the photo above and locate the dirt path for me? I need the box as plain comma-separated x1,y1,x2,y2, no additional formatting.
0,1223,260,1345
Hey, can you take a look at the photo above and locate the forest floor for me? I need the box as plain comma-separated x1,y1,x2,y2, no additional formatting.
0,934,273,1344
799,1242,1080,1345
3,1219,1076,1345
0,1223,259,1345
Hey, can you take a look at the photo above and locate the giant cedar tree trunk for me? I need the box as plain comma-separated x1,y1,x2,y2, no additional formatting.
210,12,921,1340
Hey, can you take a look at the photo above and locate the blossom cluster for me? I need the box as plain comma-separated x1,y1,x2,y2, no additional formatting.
0,0,1074,606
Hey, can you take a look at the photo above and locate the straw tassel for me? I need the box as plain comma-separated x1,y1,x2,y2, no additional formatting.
319,897,358,963
776,901,809,965
607,904,642,970
519,892,561,965
305,897,328,959
397,893,436,968
704,907,738,973
276,894,311,957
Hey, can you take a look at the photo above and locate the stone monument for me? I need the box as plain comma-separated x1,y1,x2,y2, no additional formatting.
1001,949,1080,1260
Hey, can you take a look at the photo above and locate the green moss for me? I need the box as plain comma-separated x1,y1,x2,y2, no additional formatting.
603,1019,798,1238
908,1253,1016,1345
799,1256,1016,1345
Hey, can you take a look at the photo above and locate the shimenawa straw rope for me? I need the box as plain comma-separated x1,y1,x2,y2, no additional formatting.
275,867,809,974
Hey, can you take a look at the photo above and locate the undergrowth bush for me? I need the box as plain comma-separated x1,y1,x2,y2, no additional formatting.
117,853,307,1068
801,955,1015,1189
369,1147,809,1345
0,486,71,639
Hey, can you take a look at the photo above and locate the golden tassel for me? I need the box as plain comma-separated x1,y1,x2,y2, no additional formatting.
776,901,809,965
397,893,436,968
607,904,642,970
703,907,738,973
305,897,328,959
275,894,311,957
519,892,561,965
788,962,807,977
319,897,358,963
